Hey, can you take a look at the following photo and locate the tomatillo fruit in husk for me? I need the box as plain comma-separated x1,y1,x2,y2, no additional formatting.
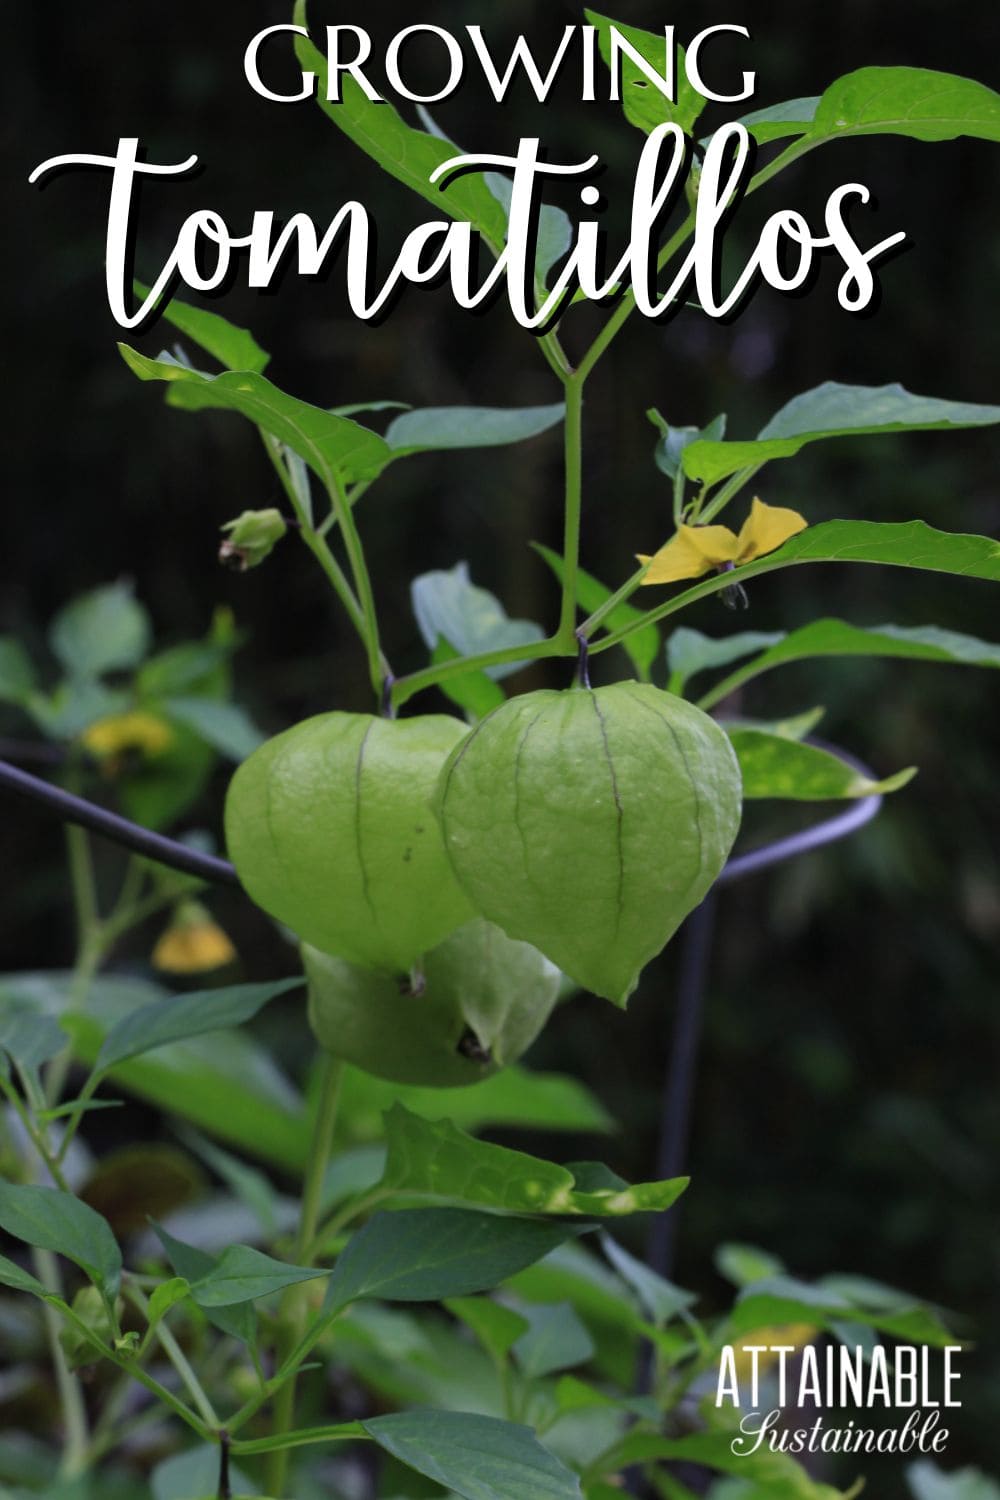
225,712,473,971
434,682,742,1006
305,918,561,1087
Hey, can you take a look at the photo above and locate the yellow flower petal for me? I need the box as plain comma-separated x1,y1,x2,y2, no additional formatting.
638,524,741,584
735,497,808,563
152,902,236,974
81,712,174,761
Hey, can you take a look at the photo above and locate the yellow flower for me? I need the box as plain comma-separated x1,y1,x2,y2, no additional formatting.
81,711,174,762
637,497,808,585
152,902,237,975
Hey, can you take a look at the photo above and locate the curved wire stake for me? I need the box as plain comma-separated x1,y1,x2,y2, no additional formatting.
0,759,242,889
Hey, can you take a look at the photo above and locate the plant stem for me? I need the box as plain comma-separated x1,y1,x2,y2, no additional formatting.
557,376,586,646
126,1284,221,1430
391,635,564,710
33,1248,90,1478
265,1056,344,1498
577,564,650,643
696,461,766,525
306,1185,388,1263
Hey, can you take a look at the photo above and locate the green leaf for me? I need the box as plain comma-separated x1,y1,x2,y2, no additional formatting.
666,627,784,692
649,409,727,482
600,1235,695,1326
292,10,509,249
431,639,506,721
118,345,392,488
93,978,301,1075
163,697,265,761
151,1223,256,1346
715,1242,785,1289
146,1277,191,1329
728,729,916,801
0,1006,67,1076
701,618,1000,704
412,563,544,681
48,583,152,680
512,1302,595,1378
325,1208,591,1314
810,66,1000,145
137,639,237,699
728,1277,958,1348
682,382,1000,486
596,1430,855,1497
0,1251,49,1299
446,1297,530,1364
0,1183,121,1296
134,281,269,373
189,1245,329,1307
363,1409,582,1500
533,544,660,682
586,10,704,135
725,708,826,742
28,680,131,741
0,637,36,704
386,405,564,455
338,1063,614,1141
731,97,819,143
150,1445,260,1500
908,1461,1000,1500
379,1105,688,1217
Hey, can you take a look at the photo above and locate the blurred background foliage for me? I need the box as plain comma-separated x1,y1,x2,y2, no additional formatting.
6,0,999,1489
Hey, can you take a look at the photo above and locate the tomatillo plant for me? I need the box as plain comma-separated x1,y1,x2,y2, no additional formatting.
3,11,1000,1500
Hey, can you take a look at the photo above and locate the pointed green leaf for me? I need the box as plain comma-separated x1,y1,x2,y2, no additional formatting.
5,970,309,1171
0,1006,67,1076
810,66,1000,145
325,1208,591,1313
386,404,564,455
146,1277,191,1329
338,1062,614,1139
189,1244,329,1307
698,618,1000,709
729,729,915,801
94,978,301,1074
728,1275,958,1347
586,11,704,135
0,638,36,705
363,1409,582,1500
118,345,392,487
379,1105,687,1217
412,563,544,680
715,1242,786,1289
601,1235,695,1326
512,1302,595,1378
682,382,1000,485
649,409,726,481
0,1252,49,1299
446,1297,530,1364
49,583,152,680
593,1429,857,1496
666,627,785,692
0,1183,121,1296
151,1223,256,1346
293,8,509,248
163,696,265,761
730,97,819,143
134,281,269,373
533,544,660,681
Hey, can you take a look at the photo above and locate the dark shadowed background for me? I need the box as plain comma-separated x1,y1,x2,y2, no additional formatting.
5,2,999,1490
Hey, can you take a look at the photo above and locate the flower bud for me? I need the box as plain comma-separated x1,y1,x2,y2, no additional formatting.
219,508,287,571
